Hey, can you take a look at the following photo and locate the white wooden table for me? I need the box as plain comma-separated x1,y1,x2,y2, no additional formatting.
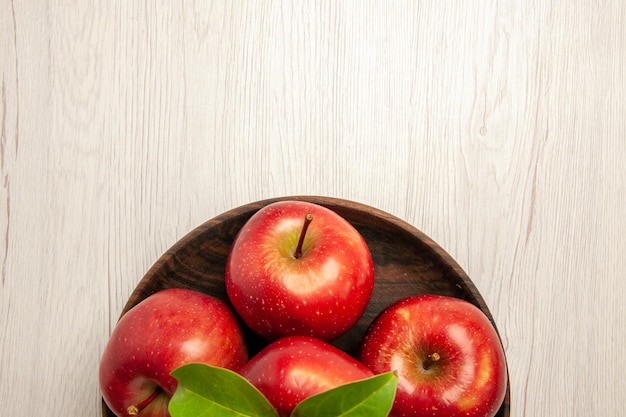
1,1,625,416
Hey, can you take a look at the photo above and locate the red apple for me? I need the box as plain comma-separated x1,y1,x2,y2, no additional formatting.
225,200,375,341
240,335,374,416
99,288,248,417
358,294,507,417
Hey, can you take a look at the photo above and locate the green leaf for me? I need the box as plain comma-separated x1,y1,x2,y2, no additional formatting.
290,372,398,417
169,363,279,417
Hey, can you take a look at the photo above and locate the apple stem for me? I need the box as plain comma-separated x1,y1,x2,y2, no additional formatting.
127,387,162,415
294,213,313,259
423,352,441,370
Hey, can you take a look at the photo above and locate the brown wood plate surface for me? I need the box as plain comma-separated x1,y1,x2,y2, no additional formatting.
102,196,510,417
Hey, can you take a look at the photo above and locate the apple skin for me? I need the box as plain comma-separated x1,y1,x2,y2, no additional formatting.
358,294,507,417
240,335,374,417
225,200,374,341
99,288,249,417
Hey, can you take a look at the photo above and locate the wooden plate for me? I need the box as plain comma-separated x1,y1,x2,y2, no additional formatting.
102,196,510,417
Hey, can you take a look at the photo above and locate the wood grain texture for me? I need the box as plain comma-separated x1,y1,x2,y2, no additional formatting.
1,1,625,416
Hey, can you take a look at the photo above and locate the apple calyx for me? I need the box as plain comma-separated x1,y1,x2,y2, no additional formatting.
127,387,162,415
294,213,314,259
422,352,441,371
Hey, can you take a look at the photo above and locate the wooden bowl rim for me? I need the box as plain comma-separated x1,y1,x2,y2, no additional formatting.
124,195,490,314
